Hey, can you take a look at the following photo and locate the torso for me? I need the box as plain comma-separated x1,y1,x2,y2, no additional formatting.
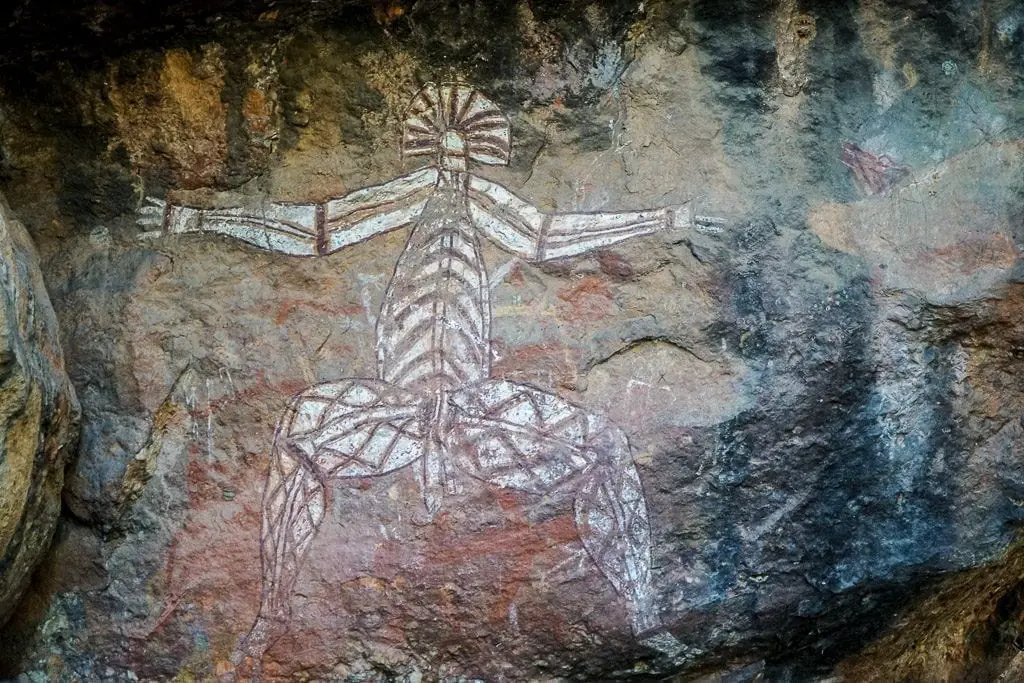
375,172,491,396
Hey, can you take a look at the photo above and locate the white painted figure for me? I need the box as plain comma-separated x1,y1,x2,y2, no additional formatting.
138,83,724,666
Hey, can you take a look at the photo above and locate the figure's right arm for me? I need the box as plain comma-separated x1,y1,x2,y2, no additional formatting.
138,197,322,255
137,167,439,256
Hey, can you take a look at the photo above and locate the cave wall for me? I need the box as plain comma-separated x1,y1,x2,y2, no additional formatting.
0,0,1021,680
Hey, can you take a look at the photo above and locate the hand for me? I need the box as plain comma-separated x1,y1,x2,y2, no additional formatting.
671,200,727,235
136,196,167,239
136,196,201,239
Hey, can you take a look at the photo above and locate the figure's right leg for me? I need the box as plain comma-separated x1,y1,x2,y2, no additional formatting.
263,439,324,618
236,435,325,663
233,379,428,669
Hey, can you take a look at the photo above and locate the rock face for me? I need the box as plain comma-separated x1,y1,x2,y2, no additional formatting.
0,195,79,627
0,1,1022,681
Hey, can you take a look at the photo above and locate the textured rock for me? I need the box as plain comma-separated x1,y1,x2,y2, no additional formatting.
0,195,79,627
0,1,1022,681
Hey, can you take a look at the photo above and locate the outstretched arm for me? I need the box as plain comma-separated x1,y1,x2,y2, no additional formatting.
137,167,439,256
466,175,724,261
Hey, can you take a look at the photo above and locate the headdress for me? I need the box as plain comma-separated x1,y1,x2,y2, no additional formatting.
402,83,511,167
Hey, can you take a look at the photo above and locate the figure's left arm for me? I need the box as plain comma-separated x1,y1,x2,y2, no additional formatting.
466,175,725,261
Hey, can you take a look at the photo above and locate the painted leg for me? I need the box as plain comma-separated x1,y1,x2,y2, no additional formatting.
233,379,428,670
444,380,669,643
234,436,325,668
572,424,657,634
570,423,685,655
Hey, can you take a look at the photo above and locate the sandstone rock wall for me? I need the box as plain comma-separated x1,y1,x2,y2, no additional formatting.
0,195,79,627
0,1,1021,681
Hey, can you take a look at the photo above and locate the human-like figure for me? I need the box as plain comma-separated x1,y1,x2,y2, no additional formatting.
138,83,723,666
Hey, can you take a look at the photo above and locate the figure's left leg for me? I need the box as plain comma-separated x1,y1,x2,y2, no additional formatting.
443,380,663,636
572,424,658,634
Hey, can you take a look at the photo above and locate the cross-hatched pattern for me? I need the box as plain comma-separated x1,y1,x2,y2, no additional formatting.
282,379,428,478
445,380,597,492
258,380,430,617
575,460,652,608
259,437,325,617
444,379,654,631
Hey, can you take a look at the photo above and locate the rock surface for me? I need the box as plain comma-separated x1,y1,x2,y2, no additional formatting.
0,195,79,627
0,1,1022,681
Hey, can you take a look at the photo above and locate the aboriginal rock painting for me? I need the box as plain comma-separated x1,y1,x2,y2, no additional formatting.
139,82,723,663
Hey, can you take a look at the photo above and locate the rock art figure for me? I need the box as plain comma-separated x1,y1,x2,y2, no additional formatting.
138,83,723,667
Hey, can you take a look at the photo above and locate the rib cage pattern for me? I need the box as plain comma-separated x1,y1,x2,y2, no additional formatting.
376,191,491,393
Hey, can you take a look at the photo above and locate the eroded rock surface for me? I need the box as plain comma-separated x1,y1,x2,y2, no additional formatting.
0,1,1022,681
0,195,79,627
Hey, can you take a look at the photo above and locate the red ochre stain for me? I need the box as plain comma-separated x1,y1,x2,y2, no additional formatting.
271,298,364,325
185,459,234,504
492,487,529,518
506,261,527,286
557,275,612,302
596,250,635,279
149,479,264,656
417,490,581,626
927,232,1018,273
185,376,314,420
556,275,617,323
492,349,579,390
